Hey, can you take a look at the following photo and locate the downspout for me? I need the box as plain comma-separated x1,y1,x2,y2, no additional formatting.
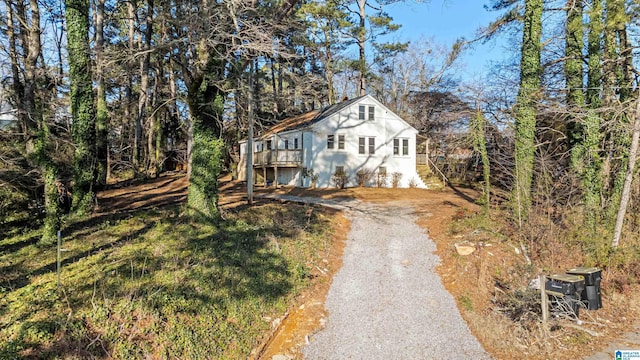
300,131,305,187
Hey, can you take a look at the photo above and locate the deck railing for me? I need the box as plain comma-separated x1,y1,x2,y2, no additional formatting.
253,149,302,166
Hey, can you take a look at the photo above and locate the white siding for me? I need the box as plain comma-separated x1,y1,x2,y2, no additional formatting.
239,95,424,188
307,96,420,188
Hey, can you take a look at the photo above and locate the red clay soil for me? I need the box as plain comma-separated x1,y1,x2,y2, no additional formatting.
96,175,639,359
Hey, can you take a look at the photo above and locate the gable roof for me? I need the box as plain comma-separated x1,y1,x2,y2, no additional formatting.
260,95,368,138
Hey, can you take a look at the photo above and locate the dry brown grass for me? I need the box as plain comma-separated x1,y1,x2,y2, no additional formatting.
426,205,640,360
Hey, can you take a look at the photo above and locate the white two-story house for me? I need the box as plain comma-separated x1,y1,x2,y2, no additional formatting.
238,94,426,188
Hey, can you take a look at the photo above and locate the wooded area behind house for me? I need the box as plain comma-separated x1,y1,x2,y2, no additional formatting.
1,0,639,280
1,0,468,240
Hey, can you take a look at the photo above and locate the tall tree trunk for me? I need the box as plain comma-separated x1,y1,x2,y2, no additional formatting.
139,0,154,176
5,2,28,138
472,110,491,215
612,98,640,247
586,0,602,108
95,0,109,187
602,0,620,107
128,0,141,170
65,0,97,214
357,0,366,96
186,56,226,219
512,0,543,225
6,0,63,243
603,0,630,227
577,0,604,231
617,27,633,103
324,27,336,105
565,0,584,147
28,0,59,244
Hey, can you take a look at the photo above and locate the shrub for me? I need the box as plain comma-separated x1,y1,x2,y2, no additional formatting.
331,168,349,189
391,172,402,188
302,168,319,188
376,171,388,188
408,177,419,188
355,168,374,187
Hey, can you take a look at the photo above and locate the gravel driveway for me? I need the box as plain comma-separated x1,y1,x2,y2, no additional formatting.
259,194,491,359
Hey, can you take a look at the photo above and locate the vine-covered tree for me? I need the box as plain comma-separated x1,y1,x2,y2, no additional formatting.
512,0,542,225
65,0,97,214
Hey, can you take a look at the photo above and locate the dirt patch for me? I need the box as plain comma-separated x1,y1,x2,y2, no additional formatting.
97,174,188,214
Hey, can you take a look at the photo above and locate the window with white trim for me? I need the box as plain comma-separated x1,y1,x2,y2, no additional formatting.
393,138,409,156
284,139,289,150
338,135,345,150
358,105,375,120
359,137,375,154
294,138,299,149
327,134,335,149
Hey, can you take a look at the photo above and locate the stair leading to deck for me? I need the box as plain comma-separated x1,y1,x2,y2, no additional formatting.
416,165,445,190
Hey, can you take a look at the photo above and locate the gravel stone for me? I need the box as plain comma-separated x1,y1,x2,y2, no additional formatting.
289,198,492,360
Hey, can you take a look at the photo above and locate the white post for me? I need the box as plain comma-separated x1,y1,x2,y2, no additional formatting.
426,138,430,173
274,136,279,189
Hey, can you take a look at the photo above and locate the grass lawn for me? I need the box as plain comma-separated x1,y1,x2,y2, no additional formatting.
0,201,337,359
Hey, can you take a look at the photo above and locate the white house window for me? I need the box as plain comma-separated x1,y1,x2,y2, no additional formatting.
379,166,387,176
358,105,374,120
338,134,345,150
284,139,289,149
335,165,344,174
359,137,375,154
327,134,335,149
294,138,299,149
266,140,272,150
393,138,409,156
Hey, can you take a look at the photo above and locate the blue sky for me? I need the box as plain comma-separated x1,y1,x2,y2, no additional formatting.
385,0,509,81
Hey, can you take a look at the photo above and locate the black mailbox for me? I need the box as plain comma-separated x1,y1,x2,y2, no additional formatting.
545,274,585,295
567,267,602,310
